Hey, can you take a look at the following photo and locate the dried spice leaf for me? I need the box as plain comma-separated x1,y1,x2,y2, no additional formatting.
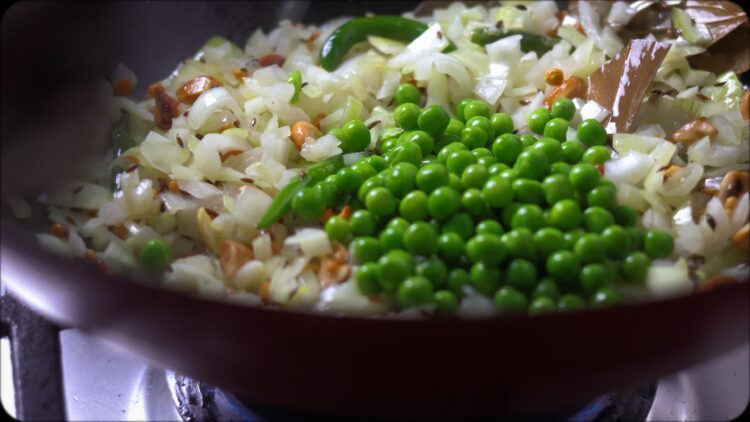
587,36,671,133
683,1,750,74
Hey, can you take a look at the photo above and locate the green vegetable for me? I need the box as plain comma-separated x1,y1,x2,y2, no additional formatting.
319,16,456,71
418,104,451,137
434,290,459,315
403,221,438,255
397,275,434,308
644,229,674,259
470,27,560,56
470,262,501,295
395,83,421,105
577,119,607,147
528,108,552,135
428,186,461,221
325,216,351,241
528,296,556,316
355,262,382,295
494,286,528,314
287,70,302,104
139,239,171,272
378,249,414,290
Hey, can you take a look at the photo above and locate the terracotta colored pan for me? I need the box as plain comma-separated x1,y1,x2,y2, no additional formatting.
1,1,748,419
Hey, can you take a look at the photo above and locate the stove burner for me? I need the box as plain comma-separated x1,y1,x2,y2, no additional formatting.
165,371,656,422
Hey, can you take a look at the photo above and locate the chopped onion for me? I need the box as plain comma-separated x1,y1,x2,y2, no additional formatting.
232,186,272,229
285,228,332,257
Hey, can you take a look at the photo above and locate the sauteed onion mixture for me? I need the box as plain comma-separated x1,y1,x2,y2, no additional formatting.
27,1,749,317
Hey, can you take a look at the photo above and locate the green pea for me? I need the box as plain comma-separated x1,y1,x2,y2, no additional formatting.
325,216,351,241
441,212,474,241
558,294,586,312
644,229,674,259
531,137,563,164
355,262,382,295
338,119,371,153
568,163,600,192
582,146,612,165
506,258,537,291
436,141,467,163
463,100,491,120
471,147,493,158
418,104,450,137
455,99,473,122
387,216,410,231
520,134,537,148
413,164,447,193
621,251,650,284
315,180,339,207
388,141,423,168
587,186,617,209
434,290,459,315
580,263,612,295
399,191,429,222
488,163,510,176
416,255,448,288
549,162,572,176
628,227,644,251
501,203,523,228
461,163,489,190
513,149,548,180
351,161,376,181
448,173,463,191
543,118,569,142
577,119,607,147
350,210,377,236
482,176,514,208
395,83,421,105
528,107,552,135
561,141,584,164
445,118,465,137
611,205,636,227
498,169,520,183
460,126,488,149
490,112,514,135
393,103,421,130
528,296,556,316
397,275,435,308
470,262,501,296
574,233,606,264
590,287,619,308
492,133,523,165
350,236,382,264
139,239,171,272
379,226,406,251
532,278,560,301
357,175,385,203
446,149,477,174
427,186,460,221
384,164,417,198
465,116,494,141
366,155,387,171
292,187,325,220
494,286,528,314
546,250,580,285
476,219,504,236
401,130,435,156
437,232,465,261
601,225,631,259
533,227,565,259
379,137,398,154
378,249,414,290
466,233,505,265
501,228,536,261
511,204,545,231
461,188,487,217
542,174,574,206
550,98,575,121
403,221,439,255
583,207,615,233
511,178,545,205
365,187,397,217
476,155,497,167
447,268,470,296
563,229,585,250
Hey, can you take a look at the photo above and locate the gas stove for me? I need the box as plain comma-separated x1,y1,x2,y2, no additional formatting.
1,293,748,421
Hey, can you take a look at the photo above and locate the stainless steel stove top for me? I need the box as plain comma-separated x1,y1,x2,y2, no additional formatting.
2,328,748,421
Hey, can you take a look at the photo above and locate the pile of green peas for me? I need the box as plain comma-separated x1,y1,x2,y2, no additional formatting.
290,86,675,316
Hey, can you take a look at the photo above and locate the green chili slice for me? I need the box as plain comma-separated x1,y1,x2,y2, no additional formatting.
319,16,455,72
288,70,302,104
470,28,560,56
256,155,345,229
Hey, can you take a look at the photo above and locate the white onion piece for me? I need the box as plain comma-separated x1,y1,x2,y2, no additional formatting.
316,281,388,316
177,180,223,199
604,151,654,186
141,140,189,173
285,228,332,257
647,259,692,298
661,163,703,197
187,87,242,131
232,186,272,229
301,134,342,162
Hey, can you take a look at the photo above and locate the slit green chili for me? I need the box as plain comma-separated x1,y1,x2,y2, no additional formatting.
288,70,302,104
256,155,345,229
470,27,560,56
319,16,456,72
